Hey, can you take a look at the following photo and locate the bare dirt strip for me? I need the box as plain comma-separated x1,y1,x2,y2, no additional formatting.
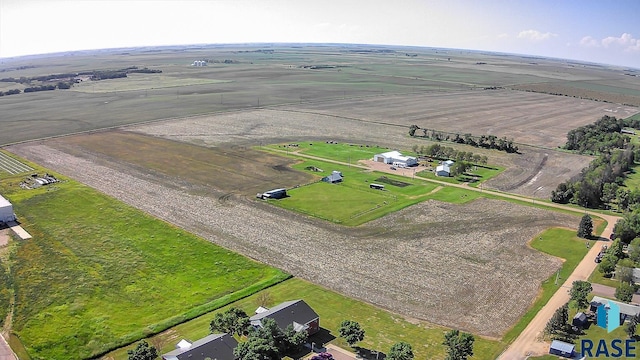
9,142,580,338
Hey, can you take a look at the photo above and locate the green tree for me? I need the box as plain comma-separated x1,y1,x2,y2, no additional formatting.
577,214,593,238
616,282,635,303
569,280,592,309
609,238,625,259
626,314,640,338
598,254,617,277
617,258,635,284
338,320,365,347
210,307,250,336
127,340,158,360
234,335,279,360
629,238,640,264
545,303,569,337
450,161,469,176
443,330,474,360
283,324,308,353
409,125,419,137
387,342,414,360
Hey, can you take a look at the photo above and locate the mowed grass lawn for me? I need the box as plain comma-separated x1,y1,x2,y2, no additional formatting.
107,278,505,360
271,160,439,225
269,142,393,163
1,170,287,360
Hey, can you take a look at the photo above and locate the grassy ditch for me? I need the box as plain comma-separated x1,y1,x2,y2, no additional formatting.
1,169,288,360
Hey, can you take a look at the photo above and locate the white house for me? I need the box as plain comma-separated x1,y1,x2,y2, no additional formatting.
373,151,417,167
0,195,16,223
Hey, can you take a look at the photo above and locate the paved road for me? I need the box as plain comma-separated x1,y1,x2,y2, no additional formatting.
0,334,16,360
591,283,640,305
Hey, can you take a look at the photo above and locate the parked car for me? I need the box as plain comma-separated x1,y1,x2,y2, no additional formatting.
390,166,397,170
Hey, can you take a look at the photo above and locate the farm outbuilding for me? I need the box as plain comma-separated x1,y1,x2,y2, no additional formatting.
257,188,287,199
549,340,574,358
373,151,417,167
436,164,451,177
572,312,587,328
0,195,16,223
322,171,343,183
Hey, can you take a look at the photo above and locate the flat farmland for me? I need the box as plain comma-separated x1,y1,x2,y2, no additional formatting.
279,89,638,148
131,104,593,199
8,140,580,338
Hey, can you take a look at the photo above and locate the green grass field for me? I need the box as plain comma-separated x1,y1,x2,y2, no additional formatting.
271,160,439,225
501,228,591,344
106,277,505,360
0,167,288,360
269,142,393,163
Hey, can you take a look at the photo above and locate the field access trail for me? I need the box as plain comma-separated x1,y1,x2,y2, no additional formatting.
280,149,621,359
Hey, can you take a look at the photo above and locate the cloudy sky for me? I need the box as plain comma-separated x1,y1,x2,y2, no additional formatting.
1,0,639,68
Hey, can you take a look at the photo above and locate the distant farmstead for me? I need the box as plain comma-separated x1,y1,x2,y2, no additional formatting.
373,151,417,167
191,60,208,66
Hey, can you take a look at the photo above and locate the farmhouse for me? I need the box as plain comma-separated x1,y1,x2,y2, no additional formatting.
0,195,16,224
161,333,238,360
322,171,343,183
250,299,320,335
373,151,417,167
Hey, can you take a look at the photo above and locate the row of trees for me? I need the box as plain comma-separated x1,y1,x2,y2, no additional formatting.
0,89,20,96
411,143,489,165
409,125,518,153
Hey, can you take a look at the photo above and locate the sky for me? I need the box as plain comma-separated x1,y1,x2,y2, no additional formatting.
1,0,639,68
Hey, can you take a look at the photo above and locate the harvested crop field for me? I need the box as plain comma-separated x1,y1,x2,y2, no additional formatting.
8,142,580,337
278,89,638,148
51,130,314,196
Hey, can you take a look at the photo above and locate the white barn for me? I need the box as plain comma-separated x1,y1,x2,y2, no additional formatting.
436,164,451,177
373,151,417,167
0,195,16,223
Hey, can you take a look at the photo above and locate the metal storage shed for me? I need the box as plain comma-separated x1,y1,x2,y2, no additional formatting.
549,340,574,358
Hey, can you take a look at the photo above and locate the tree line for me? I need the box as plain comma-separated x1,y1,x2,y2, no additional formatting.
551,115,640,209
0,89,20,96
411,143,488,165
409,125,518,153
